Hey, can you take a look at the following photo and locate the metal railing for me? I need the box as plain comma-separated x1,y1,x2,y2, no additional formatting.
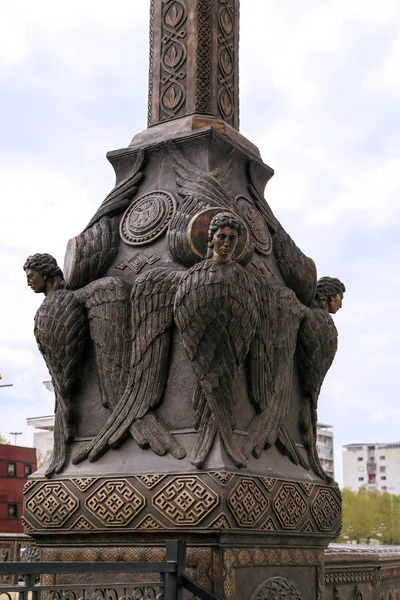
0,541,219,600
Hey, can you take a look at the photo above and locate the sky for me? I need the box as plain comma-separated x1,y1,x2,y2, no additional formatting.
0,0,399,487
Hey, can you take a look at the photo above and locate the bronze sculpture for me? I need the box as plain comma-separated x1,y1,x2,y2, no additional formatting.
22,3,346,596
24,254,87,478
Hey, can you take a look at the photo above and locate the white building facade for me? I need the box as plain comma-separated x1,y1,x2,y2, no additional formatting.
316,423,335,480
343,442,400,494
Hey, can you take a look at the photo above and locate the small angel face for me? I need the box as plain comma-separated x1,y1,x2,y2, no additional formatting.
26,269,47,294
212,226,239,263
328,293,343,313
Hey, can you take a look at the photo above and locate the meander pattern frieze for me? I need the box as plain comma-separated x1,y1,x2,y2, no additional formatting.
273,484,307,529
23,473,341,534
153,476,218,525
223,548,324,600
228,478,269,527
86,479,145,526
25,481,78,528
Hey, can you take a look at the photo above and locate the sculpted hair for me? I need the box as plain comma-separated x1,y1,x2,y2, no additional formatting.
207,212,243,251
314,276,346,308
23,253,66,290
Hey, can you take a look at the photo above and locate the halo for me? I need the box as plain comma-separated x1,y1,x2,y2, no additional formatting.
187,207,251,261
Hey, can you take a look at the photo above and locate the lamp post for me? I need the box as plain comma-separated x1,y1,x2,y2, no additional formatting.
9,432,22,445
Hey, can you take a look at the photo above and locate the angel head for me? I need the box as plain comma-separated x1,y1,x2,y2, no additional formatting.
207,212,243,264
314,276,346,313
24,253,65,296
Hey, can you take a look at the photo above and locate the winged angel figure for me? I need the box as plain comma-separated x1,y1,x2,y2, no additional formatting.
74,212,278,468
24,254,88,478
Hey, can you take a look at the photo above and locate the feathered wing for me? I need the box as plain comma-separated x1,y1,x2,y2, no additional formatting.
166,143,246,266
84,150,145,229
34,290,88,477
296,308,338,481
245,285,308,468
75,277,132,410
73,267,186,465
174,260,259,467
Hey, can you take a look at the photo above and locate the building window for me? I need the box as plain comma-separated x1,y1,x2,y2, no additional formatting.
358,477,364,481
382,486,387,491
380,466,386,473
357,457,363,461
381,476,387,480
8,504,17,518
7,463,16,476
380,456,386,460
24,464,32,477
358,467,364,472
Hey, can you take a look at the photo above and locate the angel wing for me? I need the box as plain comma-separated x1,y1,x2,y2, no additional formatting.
84,149,145,229
34,290,88,477
75,277,132,410
73,267,186,465
174,260,259,467
272,226,317,307
245,285,308,468
166,143,239,266
296,307,338,481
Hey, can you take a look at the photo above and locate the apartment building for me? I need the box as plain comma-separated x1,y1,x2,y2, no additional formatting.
343,442,400,494
0,444,37,533
316,423,335,480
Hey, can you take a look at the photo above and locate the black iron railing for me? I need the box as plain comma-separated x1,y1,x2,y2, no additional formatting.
0,541,219,600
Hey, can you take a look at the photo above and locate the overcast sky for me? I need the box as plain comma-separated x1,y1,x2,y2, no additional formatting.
0,0,399,487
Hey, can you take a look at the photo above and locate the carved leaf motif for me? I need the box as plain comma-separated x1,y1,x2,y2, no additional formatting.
165,3,184,28
163,84,183,110
220,49,233,75
219,90,233,116
219,8,233,35
164,43,183,69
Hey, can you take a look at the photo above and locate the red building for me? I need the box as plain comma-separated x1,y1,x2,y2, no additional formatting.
0,444,37,533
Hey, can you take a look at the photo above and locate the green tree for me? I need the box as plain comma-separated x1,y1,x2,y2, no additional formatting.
0,434,10,444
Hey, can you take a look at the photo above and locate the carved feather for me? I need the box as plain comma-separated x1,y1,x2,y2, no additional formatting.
75,277,132,410
245,286,306,459
272,226,317,306
174,260,259,467
296,306,338,481
166,143,238,266
67,216,121,290
73,267,185,464
85,149,145,229
34,290,87,476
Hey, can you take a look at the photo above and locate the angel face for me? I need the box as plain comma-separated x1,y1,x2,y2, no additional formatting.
212,226,239,263
26,269,48,294
328,293,343,313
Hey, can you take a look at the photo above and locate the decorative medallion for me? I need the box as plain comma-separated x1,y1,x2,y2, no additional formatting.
25,482,78,528
86,479,145,527
301,519,316,533
188,207,251,262
311,488,341,531
153,476,218,525
236,195,272,255
250,577,303,600
228,478,269,527
273,484,307,529
120,191,176,246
